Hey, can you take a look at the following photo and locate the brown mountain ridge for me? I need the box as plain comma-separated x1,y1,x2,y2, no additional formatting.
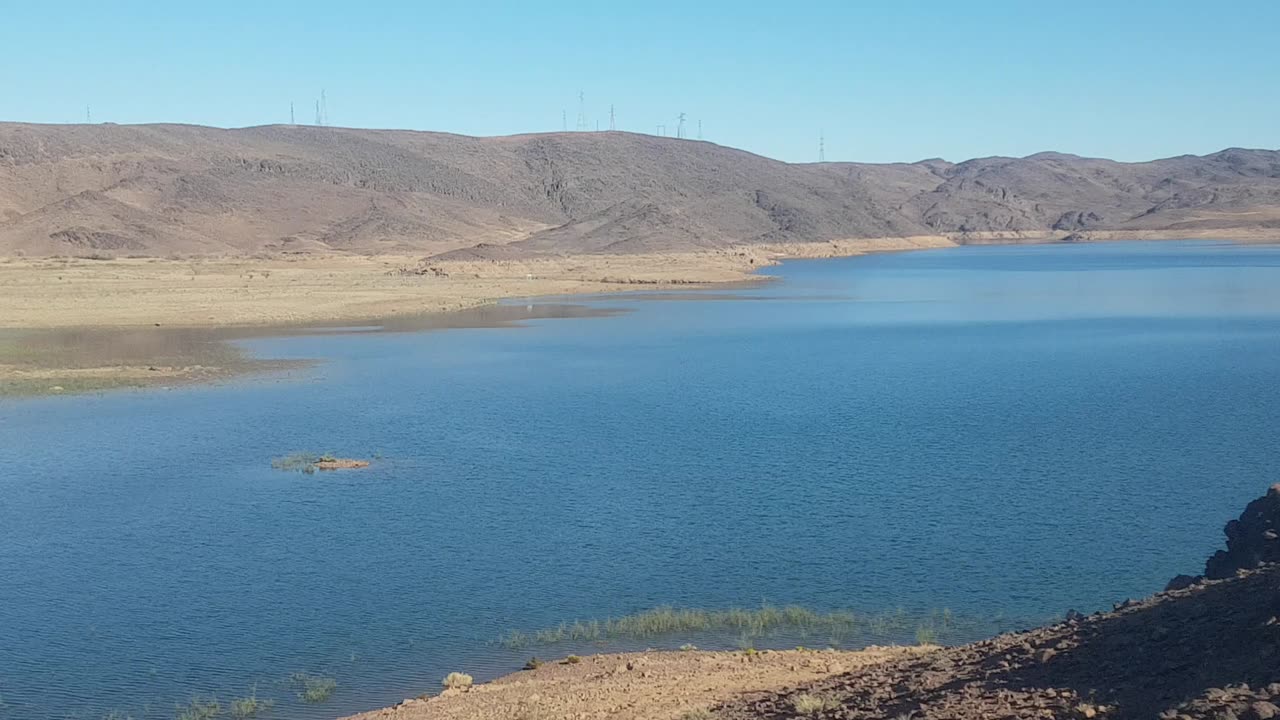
1,122,1278,258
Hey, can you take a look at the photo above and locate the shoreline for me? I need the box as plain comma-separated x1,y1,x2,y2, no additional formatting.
3,232,1276,397
341,646,933,720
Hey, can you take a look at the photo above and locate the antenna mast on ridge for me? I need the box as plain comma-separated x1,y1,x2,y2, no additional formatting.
290,102,295,125
320,90,328,126
609,104,616,131
819,131,825,162
576,90,587,131
677,112,686,139
698,119,703,140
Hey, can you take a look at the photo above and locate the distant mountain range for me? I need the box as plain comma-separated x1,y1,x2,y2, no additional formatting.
1,122,1277,258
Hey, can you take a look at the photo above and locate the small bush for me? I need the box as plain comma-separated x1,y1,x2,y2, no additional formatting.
230,687,273,718
442,672,473,690
792,693,841,715
175,697,221,720
915,626,938,646
564,655,581,664
523,657,543,670
678,643,698,652
291,673,336,703
272,453,324,473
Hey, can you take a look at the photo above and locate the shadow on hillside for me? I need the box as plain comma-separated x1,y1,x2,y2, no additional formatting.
992,567,1280,718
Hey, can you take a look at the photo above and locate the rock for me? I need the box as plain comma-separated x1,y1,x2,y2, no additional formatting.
1205,485,1280,579
1247,702,1280,720
1035,649,1057,664
1065,609,1086,622
1166,574,1201,592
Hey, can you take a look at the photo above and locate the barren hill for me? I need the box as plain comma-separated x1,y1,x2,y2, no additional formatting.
1,122,1278,258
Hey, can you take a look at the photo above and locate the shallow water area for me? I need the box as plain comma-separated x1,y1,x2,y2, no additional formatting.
2,240,1279,719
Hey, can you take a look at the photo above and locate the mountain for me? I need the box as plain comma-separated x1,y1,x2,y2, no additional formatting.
1,122,1278,258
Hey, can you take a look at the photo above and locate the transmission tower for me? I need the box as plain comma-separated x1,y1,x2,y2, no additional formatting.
315,100,322,126
656,124,665,136
676,112,686,139
698,119,703,140
85,105,91,123
609,104,616,131
290,102,295,125
819,131,826,162
562,109,567,131
576,90,587,131
320,90,329,126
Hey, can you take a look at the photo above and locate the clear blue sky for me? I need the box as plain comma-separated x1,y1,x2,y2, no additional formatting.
3,0,1277,163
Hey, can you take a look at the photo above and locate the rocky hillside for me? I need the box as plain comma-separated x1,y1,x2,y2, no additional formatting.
721,486,1280,720
1,122,1278,258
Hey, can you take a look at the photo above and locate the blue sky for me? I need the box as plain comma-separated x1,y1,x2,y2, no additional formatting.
2,0,1277,163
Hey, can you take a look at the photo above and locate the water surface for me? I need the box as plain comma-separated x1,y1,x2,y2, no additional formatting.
2,240,1279,719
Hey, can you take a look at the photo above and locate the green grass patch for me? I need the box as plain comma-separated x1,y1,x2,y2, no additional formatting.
271,453,337,474
174,697,221,720
498,604,968,649
229,686,273,718
290,673,336,703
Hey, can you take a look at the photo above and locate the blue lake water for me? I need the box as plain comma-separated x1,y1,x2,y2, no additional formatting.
2,240,1280,719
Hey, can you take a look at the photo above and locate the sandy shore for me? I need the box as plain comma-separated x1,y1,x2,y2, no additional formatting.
342,647,931,720
0,237,952,395
0,237,957,330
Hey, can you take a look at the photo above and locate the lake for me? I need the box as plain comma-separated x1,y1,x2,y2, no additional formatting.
2,240,1279,719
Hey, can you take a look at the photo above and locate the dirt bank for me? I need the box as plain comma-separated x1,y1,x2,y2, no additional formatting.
342,647,933,720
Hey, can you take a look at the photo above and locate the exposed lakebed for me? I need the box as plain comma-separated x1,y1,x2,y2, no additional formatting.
2,241,1279,719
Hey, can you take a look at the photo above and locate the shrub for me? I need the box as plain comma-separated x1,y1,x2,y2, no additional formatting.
564,655,581,664
915,626,938,646
442,672,473,690
291,673,336,703
523,657,543,670
678,643,698,652
175,697,221,720
792,693,841,715
229,687,273,718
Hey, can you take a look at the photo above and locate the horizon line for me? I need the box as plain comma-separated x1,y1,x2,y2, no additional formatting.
0,118,1275,168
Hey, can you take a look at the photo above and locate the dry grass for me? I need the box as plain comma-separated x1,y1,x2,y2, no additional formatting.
442,672,474,690
792,692,841,715
0,252,768,330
